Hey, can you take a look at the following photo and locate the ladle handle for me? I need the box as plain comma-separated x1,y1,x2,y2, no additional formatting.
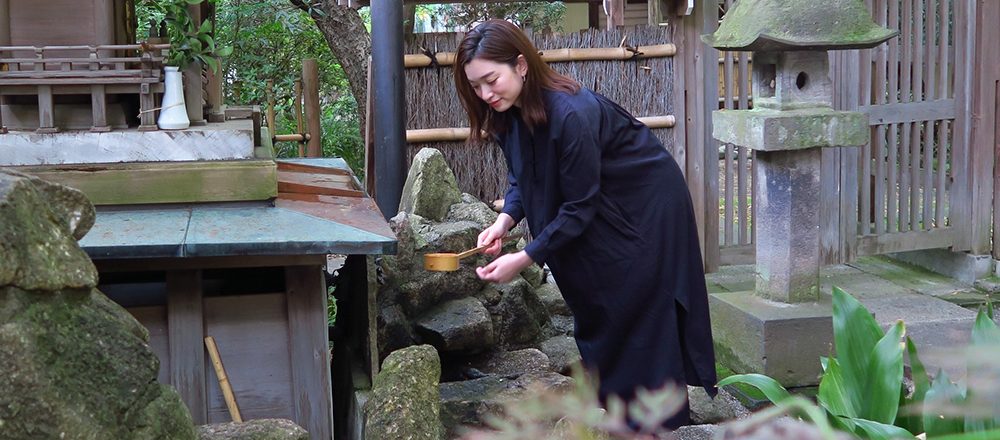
455,234,519,259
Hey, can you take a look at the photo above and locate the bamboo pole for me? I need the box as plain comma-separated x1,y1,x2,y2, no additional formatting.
273,133,310,142
204,336,242,423
302,58,322,158
403,44,677,68
405,115,675,143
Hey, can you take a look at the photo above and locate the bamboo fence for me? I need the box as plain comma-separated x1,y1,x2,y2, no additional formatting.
404,25,675,202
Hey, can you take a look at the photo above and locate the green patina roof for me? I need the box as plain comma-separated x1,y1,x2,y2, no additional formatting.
702,0,897,51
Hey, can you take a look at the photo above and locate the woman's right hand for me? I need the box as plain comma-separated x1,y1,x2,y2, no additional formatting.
478,213,515,256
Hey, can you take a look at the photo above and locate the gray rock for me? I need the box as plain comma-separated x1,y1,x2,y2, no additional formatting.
520,263,545,288
469,348,550,377
445,194,498,228
439,372,573,437
197,419,308,440
668,425,718,440
377,304,414,359
549,315,575,336
0,172,195,440
0,170,98,292
366,345,443,440
398,148,463,222
415,298,494,353
493,277,549,346
688,386,749,424
398,266,484,316
535,283,571,316
539,336,582,374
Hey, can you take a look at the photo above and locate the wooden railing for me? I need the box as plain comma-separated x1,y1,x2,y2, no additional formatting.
0,43,169,132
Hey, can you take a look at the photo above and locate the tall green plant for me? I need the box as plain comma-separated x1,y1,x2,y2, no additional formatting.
142,0,232,71
720,287,1000,439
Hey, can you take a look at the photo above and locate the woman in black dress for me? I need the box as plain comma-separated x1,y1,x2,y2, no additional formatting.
453,19,716,428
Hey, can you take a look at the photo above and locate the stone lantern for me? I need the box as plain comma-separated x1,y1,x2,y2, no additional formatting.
702,0,896,386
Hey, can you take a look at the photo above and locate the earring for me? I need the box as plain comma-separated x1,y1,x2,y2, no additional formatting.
521,74,526,83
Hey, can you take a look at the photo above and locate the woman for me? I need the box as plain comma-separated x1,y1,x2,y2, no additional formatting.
453,19,716,428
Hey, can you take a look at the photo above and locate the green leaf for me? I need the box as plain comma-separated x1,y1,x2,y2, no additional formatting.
923,369,966,437
215,45,233,57
199,55,220,73
833,286,886,415
198,18,214,35
717,374,791,404
928,429,1000,440
896,337,930,435
818,357,859,418
861,320,906,424
849,417,915,439
970,308,1000,346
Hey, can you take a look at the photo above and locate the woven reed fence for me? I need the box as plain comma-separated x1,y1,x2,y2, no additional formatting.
404,25,675,202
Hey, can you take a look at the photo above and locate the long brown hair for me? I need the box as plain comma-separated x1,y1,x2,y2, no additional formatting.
454,19,580,145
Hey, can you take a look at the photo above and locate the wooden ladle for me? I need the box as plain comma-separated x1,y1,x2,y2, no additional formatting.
423,235,518,272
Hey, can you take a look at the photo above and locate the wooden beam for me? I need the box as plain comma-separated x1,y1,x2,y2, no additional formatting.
14,160,278,205
606,0,625,29
856,228,956,256
167,269,207,424
403,44,676,68
860,99,957,125
970,0,998,255
285,265,334,440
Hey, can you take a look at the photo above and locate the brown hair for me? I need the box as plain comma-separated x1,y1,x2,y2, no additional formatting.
454,19,580,144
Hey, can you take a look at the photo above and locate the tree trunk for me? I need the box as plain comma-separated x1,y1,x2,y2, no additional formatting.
291,0,371,137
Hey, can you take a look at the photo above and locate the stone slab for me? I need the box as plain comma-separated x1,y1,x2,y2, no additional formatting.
849,255,978,297
712,107,868,151
710,291,833,387
0,119,255,166
887,248,993,284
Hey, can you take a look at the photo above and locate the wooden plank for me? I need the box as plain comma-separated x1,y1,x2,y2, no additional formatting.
898,0,914,233
876,0,891,234
0,68,145,77
856,227,956,255
861,99,956,124
167,270,207,424
935,0,951,228
909,0,925,231
277,170,364,198
0,83,163,95
737,51,750,246
922,0,938,229
90,84,110,132
950,0,977,251
15,160,278,205
882,0,898,235
970,0,996,253
840,49,862,262
285,266,334,440
204,293,295,424
0,76,158,85
128,306,170,385
35,84,56,133
859,0,875,241
277,160,353,176
722,26,735,246
94,255,326,273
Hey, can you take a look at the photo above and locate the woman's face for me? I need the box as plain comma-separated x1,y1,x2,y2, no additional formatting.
464,56,527,113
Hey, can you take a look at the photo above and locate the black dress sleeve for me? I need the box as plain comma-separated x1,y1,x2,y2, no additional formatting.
523,110,601,263
500,169,525,224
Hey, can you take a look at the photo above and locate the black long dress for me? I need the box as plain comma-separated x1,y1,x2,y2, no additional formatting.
497,88,717,427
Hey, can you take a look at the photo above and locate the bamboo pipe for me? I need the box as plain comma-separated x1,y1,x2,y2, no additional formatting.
404,44,676,68
293,79,304,157
405,115,675,143
273,133,311,142
204,336,242,423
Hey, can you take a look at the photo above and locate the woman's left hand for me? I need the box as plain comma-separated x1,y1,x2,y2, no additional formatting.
476,250,534,283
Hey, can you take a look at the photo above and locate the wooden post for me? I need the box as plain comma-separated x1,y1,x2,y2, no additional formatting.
167,270,207,424
204,2,225,122
185,4,206,126
285,265,334,440
266,79,276,137
302,58,322,158
0,0,9,133
606,0,625,29
294,79,305,157
970,0,998,255
952,0,978,251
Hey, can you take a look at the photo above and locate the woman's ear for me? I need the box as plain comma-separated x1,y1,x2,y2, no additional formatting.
516,54,528,77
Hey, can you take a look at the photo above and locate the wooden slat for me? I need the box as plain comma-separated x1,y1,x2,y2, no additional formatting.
840,49,862,262
862,99,956,124
0,83,164,95
285,266,335,440
922,0,938,229
737,52,751,246
935,0,951,228
968,0,994,253
859,0,875,238
276,160,353,176
36,84,55,133
15,160,278,205
167,270,207,424
0,76,159,85
277,170,364,197
881,0,898,234
950,0,976,251
856,227,955,254
898,0,913,232
722,27,735,246
908,0,925,231
875,0,890,234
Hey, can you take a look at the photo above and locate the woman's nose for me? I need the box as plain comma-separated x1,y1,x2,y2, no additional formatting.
479,85,493,100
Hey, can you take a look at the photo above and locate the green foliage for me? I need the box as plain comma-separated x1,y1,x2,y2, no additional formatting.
214,0,364,175
138,0,232,71
413,2,567,32
720,287,1000,439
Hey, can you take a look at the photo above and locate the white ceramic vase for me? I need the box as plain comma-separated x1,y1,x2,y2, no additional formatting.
157,66,190,130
